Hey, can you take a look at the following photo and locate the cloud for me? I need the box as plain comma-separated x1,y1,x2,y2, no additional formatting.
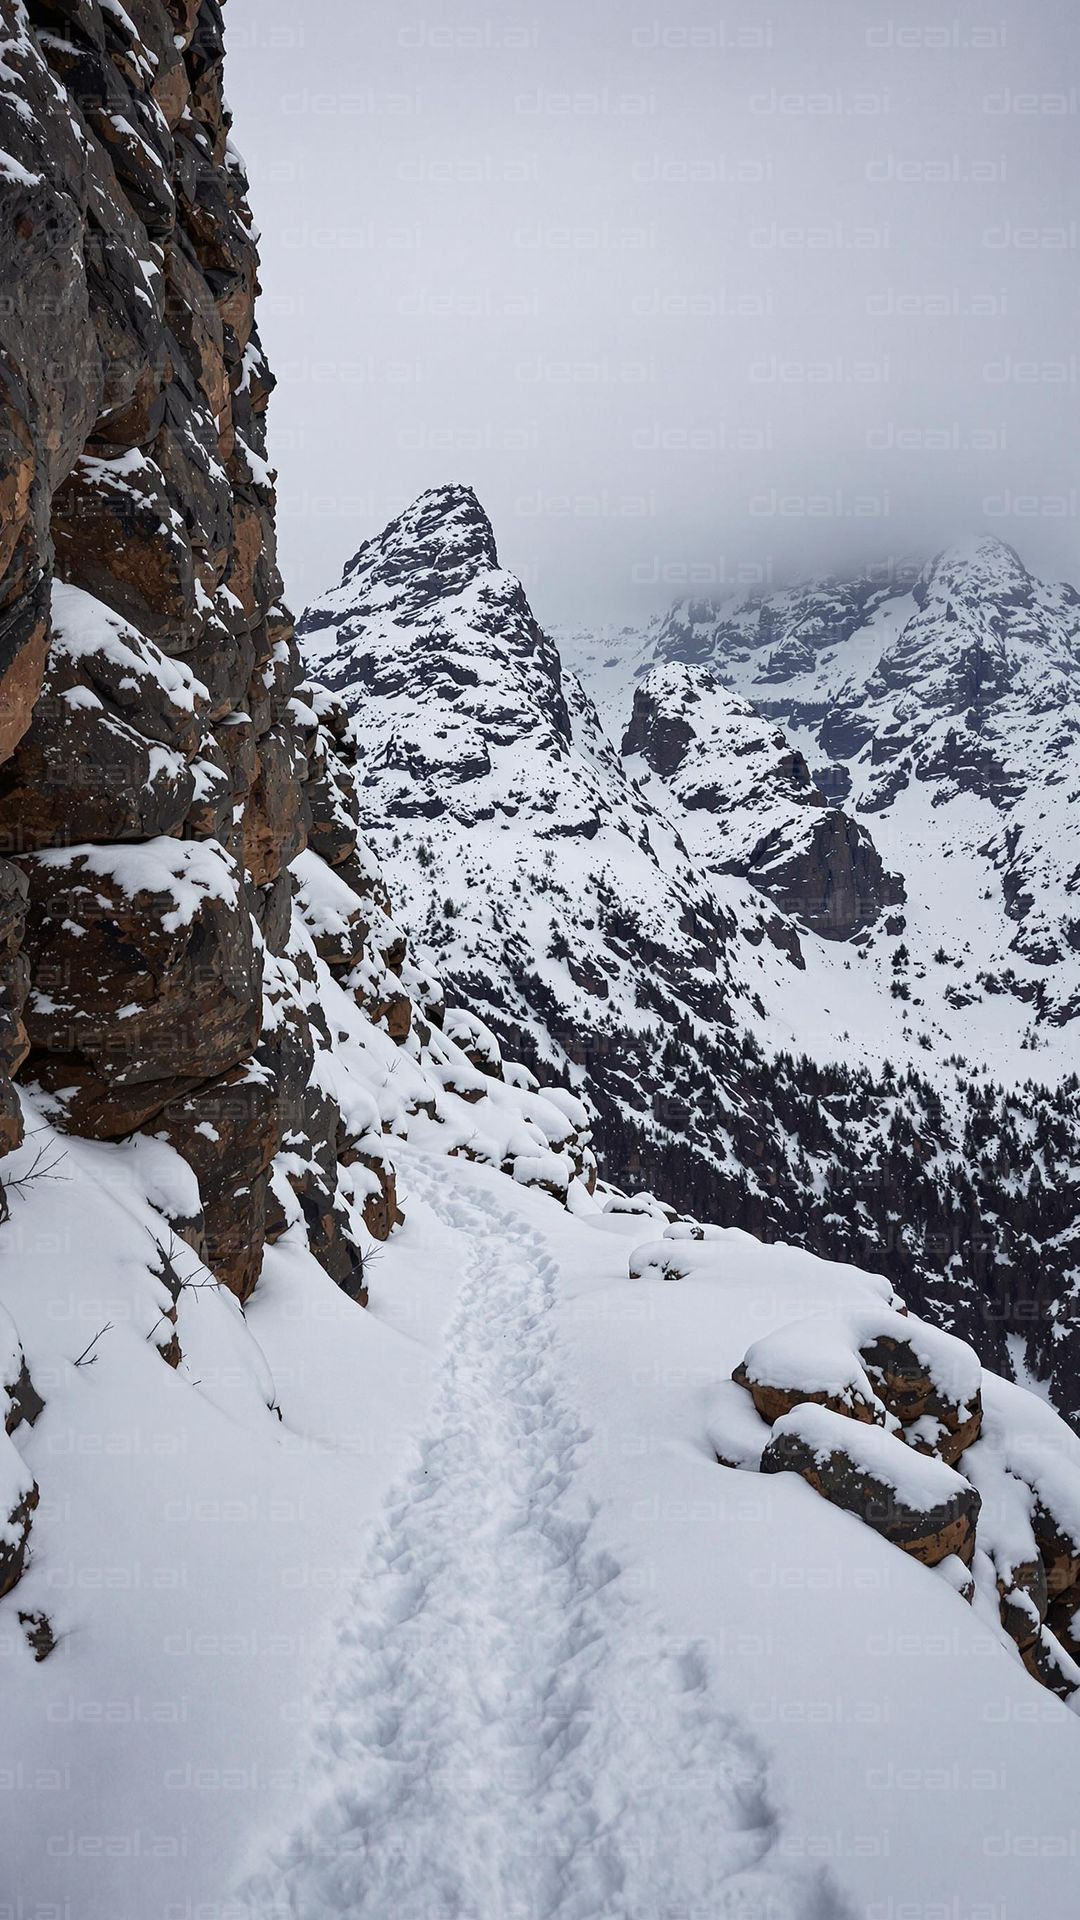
226,0,1080,621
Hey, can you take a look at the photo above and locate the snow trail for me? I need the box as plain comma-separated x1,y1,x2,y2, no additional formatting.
243,1162,845,1919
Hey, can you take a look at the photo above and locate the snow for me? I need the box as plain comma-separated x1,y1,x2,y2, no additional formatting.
0,146,42,186
50,583,209,717
2,1095,1079,1915
292,846,370,949
562,537,1080,1086
240,1163,839,1920
29,836,242,930
767,1401,973,1511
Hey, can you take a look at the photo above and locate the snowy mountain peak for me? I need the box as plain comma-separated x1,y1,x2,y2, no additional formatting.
301,483,501,637
915,535,1034,609
299,486,575,776
564,539,1080,1018
351,481,500,577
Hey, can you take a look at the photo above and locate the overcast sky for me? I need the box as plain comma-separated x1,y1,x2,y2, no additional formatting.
225,0,1079,625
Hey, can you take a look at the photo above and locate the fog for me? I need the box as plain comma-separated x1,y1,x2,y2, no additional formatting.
225,0,1080,624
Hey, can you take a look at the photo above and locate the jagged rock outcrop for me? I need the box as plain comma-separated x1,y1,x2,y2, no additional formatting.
0,1,335,1291
760,1404,982,1567
622,661,904,940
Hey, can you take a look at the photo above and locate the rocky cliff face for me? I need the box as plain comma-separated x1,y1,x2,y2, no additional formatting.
0,0,355,1301
0,4,596,1612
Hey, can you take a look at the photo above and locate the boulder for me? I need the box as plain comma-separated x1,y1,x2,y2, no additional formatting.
858,1326,983,1464
760,1402,981,1567
734,1321,883,1429
354,1150,404,1243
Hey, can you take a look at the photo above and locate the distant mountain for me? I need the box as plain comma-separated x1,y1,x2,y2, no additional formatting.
571,537,1080,1043
303,495,1080,1425
622,658,905,941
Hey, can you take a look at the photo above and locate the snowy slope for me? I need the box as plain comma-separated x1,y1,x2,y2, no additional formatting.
5,1118,1080,1915
1,525,1077,1914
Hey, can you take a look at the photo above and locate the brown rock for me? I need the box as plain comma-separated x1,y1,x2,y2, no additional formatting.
4,1355,45,1437
164,0,201,49
1021,1625,1080,1700
0,860,29,1074
0,378,34,585
18,838,260,1136
152,1069,281,1301
52,451,197,646
0,1473,37,1601
17,1609,56,1662
164,236,230,441
760,1405,981,1567
359,974,413,1045
1033,1498,1080,1598
0,860,29,1155
0,691,195,850
859,1332,983,1465
252,869,294,958
732,1359,882,1430
0,591,49,768
243,724,306,887
304,753,359,870
223,495,277,625
353,1151,404,1243
0,169,101,552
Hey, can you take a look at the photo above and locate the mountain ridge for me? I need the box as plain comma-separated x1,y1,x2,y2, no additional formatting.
306,493,1080,1425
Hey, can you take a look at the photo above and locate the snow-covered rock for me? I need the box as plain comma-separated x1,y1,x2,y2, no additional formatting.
622,657,905,940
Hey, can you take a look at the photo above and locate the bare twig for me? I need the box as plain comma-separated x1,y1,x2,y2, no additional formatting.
73,1324,112,1368
0,1142,71,1220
